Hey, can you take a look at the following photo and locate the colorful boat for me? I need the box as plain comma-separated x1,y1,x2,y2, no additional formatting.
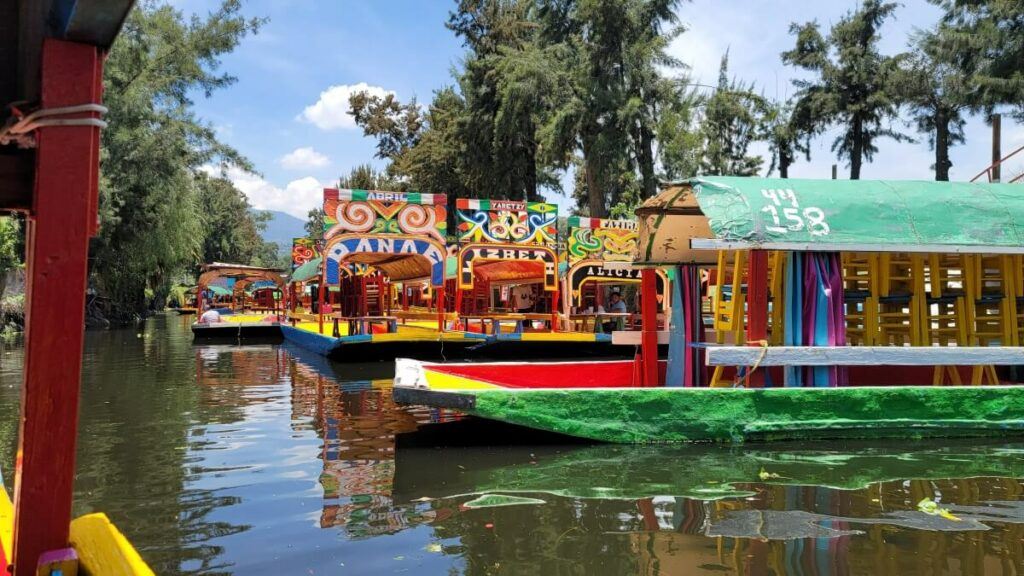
191,262,286,339
450,197,630,354
281,188,491,359
562,215,670,335
395,177,1024,443
281,189,658,360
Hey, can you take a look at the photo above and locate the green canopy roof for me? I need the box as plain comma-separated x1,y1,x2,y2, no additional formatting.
207,285,231,296
290,257,321,283
643,177,1024,257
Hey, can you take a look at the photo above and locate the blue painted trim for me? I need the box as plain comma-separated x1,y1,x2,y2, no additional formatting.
281,325,343,356
666,265,686,387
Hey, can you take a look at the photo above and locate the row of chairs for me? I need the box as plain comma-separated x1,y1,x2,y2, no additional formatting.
707,250,1019,385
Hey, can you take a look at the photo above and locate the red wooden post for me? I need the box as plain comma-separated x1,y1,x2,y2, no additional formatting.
640,268,659,387
549,287,559,332
436,284,446,331
746,250,769,387
12,39,102,576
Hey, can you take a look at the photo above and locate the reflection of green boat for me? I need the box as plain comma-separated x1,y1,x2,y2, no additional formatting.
393,438,1024,502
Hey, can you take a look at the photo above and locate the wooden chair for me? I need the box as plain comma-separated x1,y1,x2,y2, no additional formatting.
842,253,878,346
876,253,926,346
964,254,1015,384
710,250,746,387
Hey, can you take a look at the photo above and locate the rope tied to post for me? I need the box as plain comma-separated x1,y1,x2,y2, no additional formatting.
0,103,109,148
733,339,769,388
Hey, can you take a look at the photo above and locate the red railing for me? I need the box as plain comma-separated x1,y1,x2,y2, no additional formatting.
971,143,1024,183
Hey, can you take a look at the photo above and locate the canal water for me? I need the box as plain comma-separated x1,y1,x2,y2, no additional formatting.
1,314,1023,575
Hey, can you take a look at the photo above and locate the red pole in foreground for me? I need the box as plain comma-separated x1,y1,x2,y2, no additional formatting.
640,268,659,387
13,39,102,575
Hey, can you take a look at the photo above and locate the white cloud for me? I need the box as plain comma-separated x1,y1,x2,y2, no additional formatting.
217,167,324,219
298,82,394,130
279,146,330,170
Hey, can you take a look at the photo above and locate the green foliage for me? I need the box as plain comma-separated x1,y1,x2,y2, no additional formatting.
699,54,764,176
656,82,705,181
933,0,1024,118
337,163,403,190
891,29,974,180
0,216,22,278
760,97,811,178
537,0,686,215
782,0,909,179
196,175,269,264
93,0,266,319
304,208,325,240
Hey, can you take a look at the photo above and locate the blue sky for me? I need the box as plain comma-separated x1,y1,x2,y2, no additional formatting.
174,0,1024,219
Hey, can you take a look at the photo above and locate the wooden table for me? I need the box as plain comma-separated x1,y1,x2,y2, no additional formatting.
569,312,632,333
459,313,554,335
330,314,398,337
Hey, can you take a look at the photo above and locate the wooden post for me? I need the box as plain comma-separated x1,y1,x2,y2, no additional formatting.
640,268,659,387
746,250,769,387
550,287,559,332
831,164,837,180
13,39,102,576
436,284,446,331
992,113,1001,182
317,269,326,335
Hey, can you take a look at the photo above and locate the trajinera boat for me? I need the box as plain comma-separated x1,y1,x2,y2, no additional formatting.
280,189,671,360
394,176,1024,443
191,262,287,339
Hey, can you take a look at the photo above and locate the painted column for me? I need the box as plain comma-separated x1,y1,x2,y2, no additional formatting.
13,39,102,575
640,268,659,387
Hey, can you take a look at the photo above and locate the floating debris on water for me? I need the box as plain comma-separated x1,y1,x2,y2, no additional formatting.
463,494,547,509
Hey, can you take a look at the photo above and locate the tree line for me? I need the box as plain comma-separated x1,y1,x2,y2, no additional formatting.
0,1,287,323
343,0,1024,218
90,0,289,321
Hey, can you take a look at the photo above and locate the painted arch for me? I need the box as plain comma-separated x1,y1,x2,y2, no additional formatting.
324,234,447,287
458,243,559,291
567,259,668,307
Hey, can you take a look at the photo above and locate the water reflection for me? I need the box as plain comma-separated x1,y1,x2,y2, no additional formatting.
283,343,457,539
0,316,1021,575
393,441,1024,575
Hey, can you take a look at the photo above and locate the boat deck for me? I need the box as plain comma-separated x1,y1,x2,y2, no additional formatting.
191,313,283,339
280,320,621,361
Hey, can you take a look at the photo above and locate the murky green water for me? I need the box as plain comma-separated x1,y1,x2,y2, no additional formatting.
0,314,1023,574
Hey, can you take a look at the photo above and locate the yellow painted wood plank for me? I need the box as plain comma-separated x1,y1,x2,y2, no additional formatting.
69,513,154,576
519,332,597,342
425,370,501,390
0,486,12,562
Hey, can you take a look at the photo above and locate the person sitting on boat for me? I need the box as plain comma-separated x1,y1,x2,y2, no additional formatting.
603,290,628,333
199,309,221,324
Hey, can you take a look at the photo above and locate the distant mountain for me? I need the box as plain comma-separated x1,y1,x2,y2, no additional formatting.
258,210,306,253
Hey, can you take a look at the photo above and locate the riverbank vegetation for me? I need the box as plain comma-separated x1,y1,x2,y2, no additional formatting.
89,0,283,323
3,1,285,326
